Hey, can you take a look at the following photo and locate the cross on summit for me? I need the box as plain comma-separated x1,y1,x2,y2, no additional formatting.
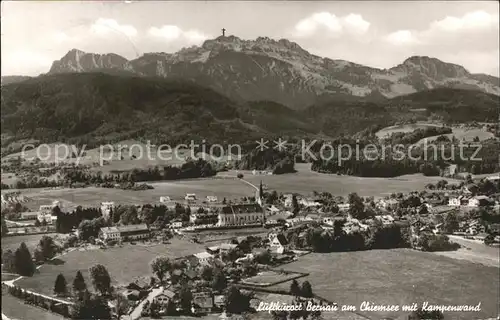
222,28,226,36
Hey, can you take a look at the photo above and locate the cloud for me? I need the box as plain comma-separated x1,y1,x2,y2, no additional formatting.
430,10,499,32
148,25,210,44
293,12,370,37
385,30,420,46
90,18,137,37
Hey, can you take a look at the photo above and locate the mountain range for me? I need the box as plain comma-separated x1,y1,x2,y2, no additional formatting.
3,35,499,109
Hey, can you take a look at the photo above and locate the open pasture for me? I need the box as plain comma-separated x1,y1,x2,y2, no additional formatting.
241,270,306,287
375,123,442,139
1,233,59,253
3,177,255,210
241,164,459,198
269,249,499,320
15,237,205,298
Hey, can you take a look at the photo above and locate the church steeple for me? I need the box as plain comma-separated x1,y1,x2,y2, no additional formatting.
256,180,264,206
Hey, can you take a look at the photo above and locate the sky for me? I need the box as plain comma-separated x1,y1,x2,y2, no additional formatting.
1,1,499,77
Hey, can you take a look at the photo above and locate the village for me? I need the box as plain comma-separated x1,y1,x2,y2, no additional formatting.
2,172,500,320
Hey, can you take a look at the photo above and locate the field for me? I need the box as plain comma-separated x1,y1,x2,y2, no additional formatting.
375,123,442,139
15,237,205,298
1,233,59,253
1,177,256,210
434,236,500,268
240,270,306,287
2,291,65,320
375,122,495,144
268,249,499,319
242,164,460,198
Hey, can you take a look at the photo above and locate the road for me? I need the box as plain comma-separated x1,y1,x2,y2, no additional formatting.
128,286,165,320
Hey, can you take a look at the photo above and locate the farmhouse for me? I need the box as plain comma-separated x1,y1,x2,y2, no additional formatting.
468,196,493,207
206,196,218,203
185,193,197,202
377,199,399,210
20,211,39,220
338,203,350,211
153,289,176,306
217,204,264,227
37,211,57,224
448,195,469,206
192,252,214,265
192,291,214,314
270,234,289,254
159,196,171,203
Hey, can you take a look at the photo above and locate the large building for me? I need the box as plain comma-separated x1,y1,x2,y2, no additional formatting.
217,203,264,227
99,224,150,242
189,207,219,225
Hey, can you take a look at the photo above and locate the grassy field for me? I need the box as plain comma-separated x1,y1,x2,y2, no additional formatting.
1,291,65,320
15,237,205,298
435,236,500,268
241,270,306,287
375,123,442,139
268,249,499,320
242,164,460,198
1,233,59,253
2,177,256,210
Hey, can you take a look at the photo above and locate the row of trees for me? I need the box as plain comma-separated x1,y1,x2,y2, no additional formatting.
6,285,70,318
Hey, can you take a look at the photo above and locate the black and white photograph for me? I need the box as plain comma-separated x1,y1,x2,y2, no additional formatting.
1,1,499,320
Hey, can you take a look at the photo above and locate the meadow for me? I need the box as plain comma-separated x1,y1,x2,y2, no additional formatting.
269,249,500,320
240,270,306,287
1,291,65,320
242,164,459,198
1,233,59,253
15,237,205,298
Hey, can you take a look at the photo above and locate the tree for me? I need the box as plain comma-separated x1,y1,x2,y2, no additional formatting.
150,256,171,283
2,249,16,273
444,212,459,234
237,173,244,179
290,279,301,296
291,195,300,215
179,285,193,312
72,270,87,295
71,291,111,320
225,286,251,314
348,193,366,220
89,264,112,296
300,281,313,298
54,273,68,295
201,265,214,282
2,217,9,237
15,242,35,276
149,300,161,318
212,269,228,292
408,308,444,319
38,235,59,260
115,294,130,319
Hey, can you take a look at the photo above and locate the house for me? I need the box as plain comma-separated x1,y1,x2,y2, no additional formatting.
171,219,185,229
20,211,39,220
269,234,289,254
213,295,225,309
99,227,121,241
193,252,214,265
377,199,399,210
463,184,479,195
338,203,350,211
185,193,197,202
191,291,214,314
374,215,395,225
206,196,218,203
235,253,254,264
101,202,115,219
159,196,171,203
448,196,466,206
299,198,322,208
153,289,176,306
217,204,264,227
37,211,57,224
190,208,218,225
433,223,444,234
468,195,493,207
